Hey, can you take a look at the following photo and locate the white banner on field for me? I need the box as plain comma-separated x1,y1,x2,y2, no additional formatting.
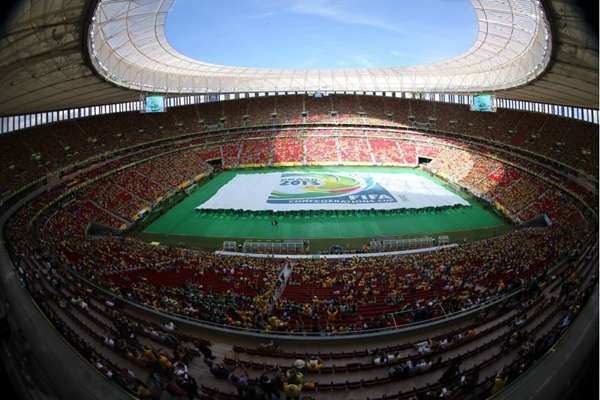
196,171,469,212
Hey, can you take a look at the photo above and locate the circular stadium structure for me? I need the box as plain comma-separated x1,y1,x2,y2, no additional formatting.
88,0,552,93
0,1,597,400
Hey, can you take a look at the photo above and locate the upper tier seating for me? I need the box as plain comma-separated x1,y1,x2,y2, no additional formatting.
1,95,597,200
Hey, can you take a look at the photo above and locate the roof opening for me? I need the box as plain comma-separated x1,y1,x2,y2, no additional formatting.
166,0,478,69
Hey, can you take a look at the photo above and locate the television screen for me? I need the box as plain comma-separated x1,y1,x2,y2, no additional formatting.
144,95,165,113
470,94,495,112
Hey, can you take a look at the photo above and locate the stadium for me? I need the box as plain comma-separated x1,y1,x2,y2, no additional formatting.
0,0,597,399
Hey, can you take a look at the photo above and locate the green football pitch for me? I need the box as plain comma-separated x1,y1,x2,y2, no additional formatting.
135,166,512,251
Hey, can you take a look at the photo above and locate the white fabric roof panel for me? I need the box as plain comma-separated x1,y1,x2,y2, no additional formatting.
0,0,596,115
87,0,553,94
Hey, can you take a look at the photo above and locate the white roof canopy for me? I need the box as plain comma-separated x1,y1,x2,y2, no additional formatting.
89,0,552,94
0,0,596,115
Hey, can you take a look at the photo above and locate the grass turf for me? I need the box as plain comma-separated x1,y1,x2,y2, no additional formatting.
136,167,511,251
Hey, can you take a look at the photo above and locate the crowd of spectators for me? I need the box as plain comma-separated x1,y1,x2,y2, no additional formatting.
31,208,587,335
338,137,373,162
425,146,588,223
305,135,339,163
2,95,597,204
369,139,407,164
271,135,304,164
239,139,272,165
2,112,597,400
2,125,592,337
12,235,594,400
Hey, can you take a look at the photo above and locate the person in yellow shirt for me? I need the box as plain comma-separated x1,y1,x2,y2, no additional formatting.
141,347,157,364
326,306,339,322
491,372,507,394
283,382,303,399
135,383,153,398
286,367,304,385
306,357,323,373
158,354,172,371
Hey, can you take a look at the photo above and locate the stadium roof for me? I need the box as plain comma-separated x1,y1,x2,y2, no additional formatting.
0,0,597,115
89,0,551,94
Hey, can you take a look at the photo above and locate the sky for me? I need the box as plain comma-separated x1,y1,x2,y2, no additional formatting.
165,0,478,69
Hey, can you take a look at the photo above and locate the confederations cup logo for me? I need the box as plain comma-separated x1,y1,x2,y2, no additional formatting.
267,172,397,204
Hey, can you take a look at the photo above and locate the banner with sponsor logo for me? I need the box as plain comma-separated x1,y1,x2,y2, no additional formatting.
196,171,469,211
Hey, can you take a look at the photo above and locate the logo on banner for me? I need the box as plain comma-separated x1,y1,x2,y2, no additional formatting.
267,172,397,204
